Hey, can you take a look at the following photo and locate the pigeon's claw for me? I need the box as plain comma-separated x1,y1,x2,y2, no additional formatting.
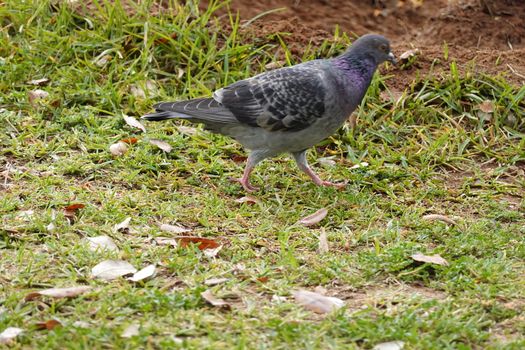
320,180,347,190
238,178,260,193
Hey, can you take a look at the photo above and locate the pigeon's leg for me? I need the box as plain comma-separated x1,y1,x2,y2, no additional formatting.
236,150,267,192
292,150,346,189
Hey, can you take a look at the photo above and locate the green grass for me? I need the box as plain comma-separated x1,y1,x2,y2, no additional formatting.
1,0,524,349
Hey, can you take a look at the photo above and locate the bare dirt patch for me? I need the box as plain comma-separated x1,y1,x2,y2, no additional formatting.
211,0,525,88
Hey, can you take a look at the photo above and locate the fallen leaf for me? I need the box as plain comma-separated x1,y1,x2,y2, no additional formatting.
372,341,405,350
109,141,128,156
72,321,90,329
46,222,56,232
177,125,198,135
28,89,49,106
93,54,111,67
272,295,287,303
204,277,229,286
317,157,336,167
298,208,328,227
422,214,457,226
350,162,369,170
123,115,146,132
27,78,50,86
160,223,191,234
399,48,420,62
121,323,140,338
264,61,284,70
478,100,495,113
35,320,61,331
17,210,34,220
0,327,23,344
154,237,178,247
64,203,85,221
130,80,157,99
178,237,221,250
120,137,138,144
114,217,131,233
25,286,92,301
86,236,119,252
127,264,156,282
201,290,230,308
256,276,269,283
235,196,259,205
231,155,247,163
292,290,344,314
411,253,449,266
91,260,137,281
318,228,329,253
203,245,223,258
149,139,172,153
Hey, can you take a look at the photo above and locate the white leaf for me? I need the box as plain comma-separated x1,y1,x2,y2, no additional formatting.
114,217,131,232
121,323,140,338
177,125,198,135
399,48,420,61
160,223,191,234
0,327,23,344
46,222,56,232
318,228,329,253
17,210,34,220
317,157,336,167
292,290,344,314
27,78,50,86
298,208,328,227
25,286,91,300
72,321,90,329
86,236,119,252
201,289,230,308
373,341,405,350
422,214,457,226
149,139,172,153
154,237,178,247
271,295,287,303
204,277,229,286
123,115,146,132
109,142,128,156
235,196,259,204
350,162,369,170
411,253,449,266
203,245,223,258
128,264,156,282
91,260,137,281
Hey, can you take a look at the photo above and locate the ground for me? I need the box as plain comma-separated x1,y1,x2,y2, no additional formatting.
0,0,524,349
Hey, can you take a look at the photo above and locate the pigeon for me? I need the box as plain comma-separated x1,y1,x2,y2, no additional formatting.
142,34,396,192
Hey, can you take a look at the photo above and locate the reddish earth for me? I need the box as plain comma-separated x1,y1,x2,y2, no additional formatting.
213,0,525,89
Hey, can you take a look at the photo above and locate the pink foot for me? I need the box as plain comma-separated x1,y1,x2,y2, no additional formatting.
320,180,347,190
237,178,260,193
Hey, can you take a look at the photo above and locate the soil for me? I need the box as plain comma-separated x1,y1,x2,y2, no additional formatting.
209,0,525,89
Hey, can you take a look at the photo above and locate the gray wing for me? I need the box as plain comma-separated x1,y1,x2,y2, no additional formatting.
151,98,237,124
213,63,327,132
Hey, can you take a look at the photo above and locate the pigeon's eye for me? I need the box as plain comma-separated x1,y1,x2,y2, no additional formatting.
379,44,388,52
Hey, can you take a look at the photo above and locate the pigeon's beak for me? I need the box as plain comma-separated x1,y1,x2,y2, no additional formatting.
387,52,397,65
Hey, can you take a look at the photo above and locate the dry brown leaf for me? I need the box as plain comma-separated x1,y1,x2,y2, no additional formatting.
204,277,229,286
298,208,328,227
120,137,138,144
160,223,191,234
292,290,344,314
411,253,449,266
318,228,329,253
123,115,146,132
121,323,140,338
25,286,92,301
478,100,495,113
231,155,248,163
0,327,23,344
422,214,457,226
149,139,173,153
114,217,131,233
27,78,50,86
109,141,128,156
28,89,49,106
235,196,259,205
127,264,156,282
35,319,62,331
91,260,137,281
372,341,405,350
86,236,119,252
64,203,85,220
178,237,221,250
201,289,230,308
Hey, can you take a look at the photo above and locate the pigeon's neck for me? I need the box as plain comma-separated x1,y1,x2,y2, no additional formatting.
333,54,377,94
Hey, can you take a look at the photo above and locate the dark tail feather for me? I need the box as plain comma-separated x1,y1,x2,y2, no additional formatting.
141,111,183,121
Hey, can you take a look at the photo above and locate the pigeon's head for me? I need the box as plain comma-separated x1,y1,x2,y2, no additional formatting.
348,34,396,65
